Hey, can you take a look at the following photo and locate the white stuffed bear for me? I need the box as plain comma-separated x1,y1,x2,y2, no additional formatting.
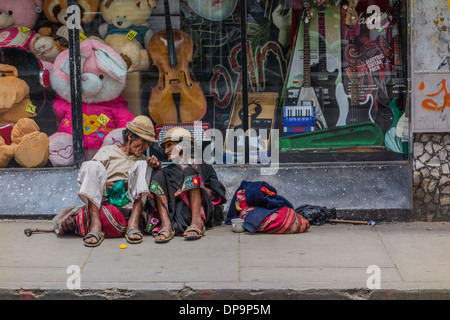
98,0,156,72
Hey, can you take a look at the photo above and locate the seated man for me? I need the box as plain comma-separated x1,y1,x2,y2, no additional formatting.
145,127,226,243
77,116,162,247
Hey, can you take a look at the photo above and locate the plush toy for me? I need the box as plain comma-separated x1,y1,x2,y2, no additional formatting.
48,128,124,167
49,39,135,165
99,0,155,72
0,64,49,168
0,0,42,49
0,64,37,126
31,0,101,63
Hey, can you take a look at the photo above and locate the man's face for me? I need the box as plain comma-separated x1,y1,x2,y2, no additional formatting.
187,0,238,21
129,137,150,157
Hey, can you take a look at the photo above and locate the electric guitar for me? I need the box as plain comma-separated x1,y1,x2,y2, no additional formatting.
385,94,408,153
298,1,328,129
310,0,341,128
335,0,374,126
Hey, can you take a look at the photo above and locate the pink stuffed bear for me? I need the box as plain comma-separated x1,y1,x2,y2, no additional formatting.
0,0,42,49
49,39,135,164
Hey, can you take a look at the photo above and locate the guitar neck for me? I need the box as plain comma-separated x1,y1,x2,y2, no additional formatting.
349,38,360,107
303,20,311,88
317,11,327,78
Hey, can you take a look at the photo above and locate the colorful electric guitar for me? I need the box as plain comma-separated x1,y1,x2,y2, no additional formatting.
335,0,374,126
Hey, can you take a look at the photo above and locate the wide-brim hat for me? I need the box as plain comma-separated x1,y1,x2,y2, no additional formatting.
160,127,194,148
126,116,156,142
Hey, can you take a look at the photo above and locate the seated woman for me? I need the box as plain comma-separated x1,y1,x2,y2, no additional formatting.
77,116,162,247
145,127,226,243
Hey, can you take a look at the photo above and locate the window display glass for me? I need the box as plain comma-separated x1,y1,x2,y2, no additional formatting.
0,0,409,168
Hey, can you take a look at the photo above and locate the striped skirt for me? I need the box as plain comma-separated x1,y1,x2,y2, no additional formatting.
240,206,309,234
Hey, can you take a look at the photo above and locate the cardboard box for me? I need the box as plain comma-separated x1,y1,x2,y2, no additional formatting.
224,92,278,159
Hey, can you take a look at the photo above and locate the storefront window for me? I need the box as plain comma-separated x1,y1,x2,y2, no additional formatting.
0,0,409,168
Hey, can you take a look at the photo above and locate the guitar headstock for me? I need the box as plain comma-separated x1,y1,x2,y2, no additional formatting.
345,0,359,28
314,0,328,12
301,0,313,24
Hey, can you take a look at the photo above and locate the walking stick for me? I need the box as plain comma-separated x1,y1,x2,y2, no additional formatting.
24,228,54,237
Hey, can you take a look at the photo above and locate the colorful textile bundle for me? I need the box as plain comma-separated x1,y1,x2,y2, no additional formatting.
226,181,309,234
241,205,309,234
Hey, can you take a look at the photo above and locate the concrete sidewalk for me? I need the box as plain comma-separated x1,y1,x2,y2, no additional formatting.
1,220,450,300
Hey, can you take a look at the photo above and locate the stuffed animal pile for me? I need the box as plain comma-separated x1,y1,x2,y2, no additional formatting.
0,0,42,49
31,0,101,64
1,0,159,168
0,63,49,168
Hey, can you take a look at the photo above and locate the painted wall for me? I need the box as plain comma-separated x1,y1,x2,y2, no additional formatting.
412,0,450,220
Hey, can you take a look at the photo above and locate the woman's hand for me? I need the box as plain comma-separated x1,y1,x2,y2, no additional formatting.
147,155,162,169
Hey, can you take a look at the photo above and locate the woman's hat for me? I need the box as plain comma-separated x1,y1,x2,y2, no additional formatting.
126,116,156,142
160,127,194,148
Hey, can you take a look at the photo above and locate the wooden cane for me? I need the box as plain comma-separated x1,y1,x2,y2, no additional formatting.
328,219,372,225
24,228,54,237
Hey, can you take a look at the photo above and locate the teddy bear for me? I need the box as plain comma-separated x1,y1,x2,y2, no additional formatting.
0,0,42,49
30,0,101,64
0,63,49,168
98,0,156,72
49,39,135,164
0,64,38,126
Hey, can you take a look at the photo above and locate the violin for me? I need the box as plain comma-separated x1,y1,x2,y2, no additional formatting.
147,0,206,124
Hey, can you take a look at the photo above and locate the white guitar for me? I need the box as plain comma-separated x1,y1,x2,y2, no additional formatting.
298,1,328,129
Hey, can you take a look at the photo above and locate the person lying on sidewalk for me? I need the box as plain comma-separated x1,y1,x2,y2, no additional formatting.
78,116,162,247
145,127,226,243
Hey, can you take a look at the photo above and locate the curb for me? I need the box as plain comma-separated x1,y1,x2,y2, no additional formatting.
2,287,450,300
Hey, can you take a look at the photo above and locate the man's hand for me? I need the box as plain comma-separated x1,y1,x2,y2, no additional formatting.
106,180,128,190
106,181,115,190
147,155,162,169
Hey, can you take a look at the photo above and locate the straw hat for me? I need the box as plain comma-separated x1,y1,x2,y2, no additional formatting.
126,116,156,142
160,127,194,148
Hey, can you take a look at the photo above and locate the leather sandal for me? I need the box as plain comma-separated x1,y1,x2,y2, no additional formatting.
125,228,144,244
83,231,104,247
183,225,205,240
154,228,175,243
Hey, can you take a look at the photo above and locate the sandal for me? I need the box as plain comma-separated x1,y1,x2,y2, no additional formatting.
154,228,175,244
183,225,205,240
125,228,144,244
83,231,104,247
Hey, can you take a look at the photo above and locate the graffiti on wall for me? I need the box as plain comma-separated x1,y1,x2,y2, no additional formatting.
419,79,450,112
414,74,450,131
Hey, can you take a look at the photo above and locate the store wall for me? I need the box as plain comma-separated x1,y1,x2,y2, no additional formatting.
411,0,450,221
